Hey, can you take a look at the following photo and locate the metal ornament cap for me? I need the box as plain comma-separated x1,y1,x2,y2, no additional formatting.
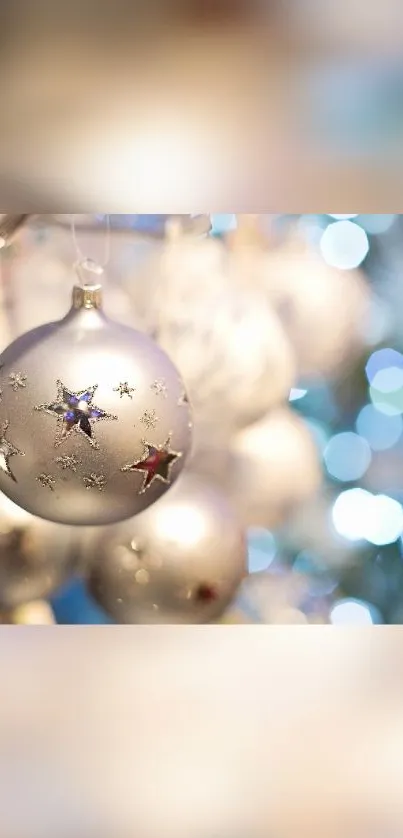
0,283,192,526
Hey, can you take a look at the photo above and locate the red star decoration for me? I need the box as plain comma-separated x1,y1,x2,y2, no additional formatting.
121,437,181,494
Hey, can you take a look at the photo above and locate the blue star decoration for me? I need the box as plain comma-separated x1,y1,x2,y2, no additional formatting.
35,380,117,448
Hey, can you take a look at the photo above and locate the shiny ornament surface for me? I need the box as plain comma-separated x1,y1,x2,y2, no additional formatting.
0,493,76,609
0,283,192,526
260,238,371,378
86,473,247,624
226,408,322,528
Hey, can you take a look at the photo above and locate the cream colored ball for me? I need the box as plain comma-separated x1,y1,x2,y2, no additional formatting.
226,407,322,528
261,240,371,378
86,472,247,624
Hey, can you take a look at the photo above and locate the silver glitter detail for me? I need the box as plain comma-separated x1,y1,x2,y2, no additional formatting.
83,473,106,491
35,380,117,449
9,372,27,391
140,409,158,430
0,420,25,482
121,435,182,494
113,382,135,399
151,379,168,398
36,473,56,491
55,454,82,472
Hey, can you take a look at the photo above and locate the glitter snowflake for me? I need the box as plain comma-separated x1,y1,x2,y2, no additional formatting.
83,473,106,491
55,454,82,472
9,372,27,391
36,473,56,491
151,380,167,398
113,382,135,399
140,409,158,430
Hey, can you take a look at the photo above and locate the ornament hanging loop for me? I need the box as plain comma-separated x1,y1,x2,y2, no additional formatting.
71,214,111,286
74,257,105,287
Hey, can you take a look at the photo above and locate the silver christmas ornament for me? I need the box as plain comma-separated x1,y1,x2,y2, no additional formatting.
86,473,247,624
0,282,192,526
0,492,76,609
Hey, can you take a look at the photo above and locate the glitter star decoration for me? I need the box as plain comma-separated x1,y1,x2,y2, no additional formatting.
36,473,56,491
55,454,82,472
9,372,27,391
151,379,167,398
113,382,135,399
83,473,106,491
0,421,24,482
121,436,181,494
140,409,158,430
35,380,117,448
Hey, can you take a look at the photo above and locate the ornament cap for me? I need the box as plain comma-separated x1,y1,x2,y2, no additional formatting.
72,284,103,311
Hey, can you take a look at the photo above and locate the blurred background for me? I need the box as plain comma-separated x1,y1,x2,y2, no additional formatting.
1,213,403,625
1,0,403,209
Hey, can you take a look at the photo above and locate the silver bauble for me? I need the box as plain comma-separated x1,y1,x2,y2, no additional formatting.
0,283,192,526
86,473,247,623
0,492,76,609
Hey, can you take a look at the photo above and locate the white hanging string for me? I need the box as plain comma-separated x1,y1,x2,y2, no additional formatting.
70,214,111,285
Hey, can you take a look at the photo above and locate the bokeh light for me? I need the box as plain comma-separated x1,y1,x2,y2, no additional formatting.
332,489,403,545
210,214,238,235
247,529,276,573
320,220,369,269
356,214,397,234
289,388,308,402
365,348,403,384
324,432,371,482
330,598,381,625
332,488,374,541
369,367,403,416
327,214,359,220
365,495,403,546
356,404,403,451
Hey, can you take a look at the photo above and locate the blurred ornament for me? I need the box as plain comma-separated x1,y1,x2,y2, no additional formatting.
0,278,191,526
236,568,312,624
0,493,76,610
0,215,31,250
8,600,56,625
137,228,295,430
259,234,371,378
224,407,322,528
131,229,227,332
278,490,359,572
86,473,247,624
